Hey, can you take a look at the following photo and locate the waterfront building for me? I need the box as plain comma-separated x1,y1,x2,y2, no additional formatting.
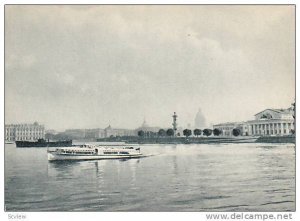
213,122,247,136
135,119,161,133
46,128,105,140
104,125,136,137
85,128,105,139
5,122,45,141
247,108,294,136
64,129,86,139
45,129,57,135
213,107,295,137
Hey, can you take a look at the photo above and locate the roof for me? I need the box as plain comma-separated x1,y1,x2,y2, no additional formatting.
213,121,245,126
254,108,291,116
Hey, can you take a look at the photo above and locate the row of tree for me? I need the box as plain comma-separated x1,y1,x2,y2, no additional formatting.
137,128,242,138
183,128,223,137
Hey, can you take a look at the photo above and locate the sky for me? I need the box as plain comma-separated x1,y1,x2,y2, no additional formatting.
5,5,295,131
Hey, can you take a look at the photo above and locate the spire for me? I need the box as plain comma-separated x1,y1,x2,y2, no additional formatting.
141,118,148,128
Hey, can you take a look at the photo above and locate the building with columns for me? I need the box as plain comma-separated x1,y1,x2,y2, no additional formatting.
5,122,45,141
213,107,295,137
247,108,294,136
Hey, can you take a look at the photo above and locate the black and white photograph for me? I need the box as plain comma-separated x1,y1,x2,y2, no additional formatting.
3,3,296,215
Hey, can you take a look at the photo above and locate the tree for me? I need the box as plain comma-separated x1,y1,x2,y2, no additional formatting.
148,131,156,138
166,128,175,137
213,128,222,136
232,128,241,136
137,130,145,137
177,132,180,137
158,129,166,137
203,129,212,137
193,129,202,137
183,129,192,138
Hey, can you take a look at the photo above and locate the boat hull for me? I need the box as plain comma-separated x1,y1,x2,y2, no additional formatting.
47,151,143,161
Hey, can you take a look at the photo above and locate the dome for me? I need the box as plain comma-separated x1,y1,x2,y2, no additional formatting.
194,108,207,128
141,119,149,128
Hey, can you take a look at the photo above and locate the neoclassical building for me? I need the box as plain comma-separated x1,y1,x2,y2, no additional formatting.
247,108,294,136
213,107,295,137
5,122,45,141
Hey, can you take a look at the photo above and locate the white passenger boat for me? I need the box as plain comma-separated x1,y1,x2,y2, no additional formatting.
47,144,143,161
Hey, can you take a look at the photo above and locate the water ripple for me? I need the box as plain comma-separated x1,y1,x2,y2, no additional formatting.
5,143,295,211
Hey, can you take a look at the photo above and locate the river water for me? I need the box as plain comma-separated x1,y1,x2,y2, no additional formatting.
5,142,295,212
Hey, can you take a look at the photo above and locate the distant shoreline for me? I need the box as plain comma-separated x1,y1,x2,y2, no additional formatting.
7,135,295,147
96,135,295,144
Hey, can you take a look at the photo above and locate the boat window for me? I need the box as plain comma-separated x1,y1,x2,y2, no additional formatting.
120,151,129,154
104,152,118,154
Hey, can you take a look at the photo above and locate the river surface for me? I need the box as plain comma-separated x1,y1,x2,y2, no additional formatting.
5,142,295,212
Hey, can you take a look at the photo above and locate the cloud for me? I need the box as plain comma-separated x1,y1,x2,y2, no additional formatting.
5,5,295,130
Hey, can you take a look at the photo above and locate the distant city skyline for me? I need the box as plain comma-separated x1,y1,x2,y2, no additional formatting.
5,103,295,132
5,5,295,131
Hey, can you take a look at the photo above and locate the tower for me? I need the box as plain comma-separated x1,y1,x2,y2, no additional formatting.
172,112,178,137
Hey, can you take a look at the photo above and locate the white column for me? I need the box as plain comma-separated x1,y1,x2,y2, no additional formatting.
280,123,284,135
271,123,273,134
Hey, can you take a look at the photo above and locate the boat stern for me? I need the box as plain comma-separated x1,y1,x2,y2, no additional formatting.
47,151,57,161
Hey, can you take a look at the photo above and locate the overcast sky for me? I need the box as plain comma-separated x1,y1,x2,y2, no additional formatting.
5,5,295,131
